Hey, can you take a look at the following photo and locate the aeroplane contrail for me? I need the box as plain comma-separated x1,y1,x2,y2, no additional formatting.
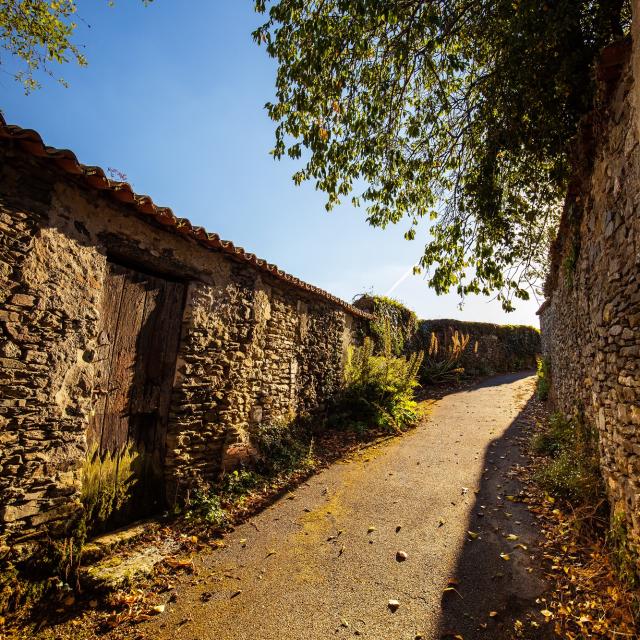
385,264,418,297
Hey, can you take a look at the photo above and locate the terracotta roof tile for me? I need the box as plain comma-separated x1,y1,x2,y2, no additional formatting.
0,114,371,320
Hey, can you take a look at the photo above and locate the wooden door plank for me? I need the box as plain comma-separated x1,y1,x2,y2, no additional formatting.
87,263,126,452
151,279,185,457
128,273,162,419
89,261,186,523
100,268,148,453
130,273,185,502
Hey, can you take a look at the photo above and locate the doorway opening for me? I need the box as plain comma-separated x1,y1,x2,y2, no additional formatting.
85,261,185,532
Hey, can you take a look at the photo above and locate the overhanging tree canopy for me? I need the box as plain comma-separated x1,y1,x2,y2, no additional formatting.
254,0,629,310
0,0,152,92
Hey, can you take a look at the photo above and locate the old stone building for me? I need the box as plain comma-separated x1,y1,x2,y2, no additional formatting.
0,115,370,548
539,31,640,549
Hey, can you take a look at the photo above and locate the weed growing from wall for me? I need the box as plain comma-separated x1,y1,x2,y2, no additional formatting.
184,419,316,526
185,491,229,527
562,241,579,290
608,512,640,590
250,420,316,476
81,444,140,535
532,412,603,505
536,356,551,400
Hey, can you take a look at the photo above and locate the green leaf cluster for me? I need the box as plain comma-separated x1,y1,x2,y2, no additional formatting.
254,0,630,310
0,0,152,92
365,295,418,356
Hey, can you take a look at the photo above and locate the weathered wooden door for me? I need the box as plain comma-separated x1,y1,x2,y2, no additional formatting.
87,261,185,525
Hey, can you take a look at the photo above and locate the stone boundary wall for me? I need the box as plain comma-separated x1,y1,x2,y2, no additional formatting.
352,295,418,356
0,141,366,551
539,31,640,549
356,297,540,375
416,319,540,376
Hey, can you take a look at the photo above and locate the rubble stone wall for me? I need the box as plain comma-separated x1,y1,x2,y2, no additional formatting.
355,297,540,375
416,319,540,376
539,33,640,548
0,143,364,548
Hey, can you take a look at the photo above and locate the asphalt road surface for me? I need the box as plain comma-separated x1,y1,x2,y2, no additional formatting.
142,372,550,640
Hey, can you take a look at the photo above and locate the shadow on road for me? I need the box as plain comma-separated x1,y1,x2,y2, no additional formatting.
436,386,555,640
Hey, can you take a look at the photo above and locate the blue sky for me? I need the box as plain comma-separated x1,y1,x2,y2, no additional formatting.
1,1,541,326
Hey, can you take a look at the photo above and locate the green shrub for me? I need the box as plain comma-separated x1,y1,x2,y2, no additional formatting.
250,420,316,476
334,334,423,433
420,329,469,384
186,490,228,527
533,412,602,504
536,356,551,400
220,469,261,500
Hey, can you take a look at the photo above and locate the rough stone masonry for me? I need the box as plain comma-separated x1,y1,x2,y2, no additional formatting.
355,295,540,375
539,24,640,552
0,118,369,552
0,117,541,559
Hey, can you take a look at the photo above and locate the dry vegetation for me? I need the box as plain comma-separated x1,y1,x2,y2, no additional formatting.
523,399,640,639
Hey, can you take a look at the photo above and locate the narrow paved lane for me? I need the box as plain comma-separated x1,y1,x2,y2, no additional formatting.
143,372,548,640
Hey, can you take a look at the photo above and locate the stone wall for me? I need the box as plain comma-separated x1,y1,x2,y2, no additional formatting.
0,140,366,550
353,295,418,356
416,319,540,376
539,32,640,548
356,297,540,376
